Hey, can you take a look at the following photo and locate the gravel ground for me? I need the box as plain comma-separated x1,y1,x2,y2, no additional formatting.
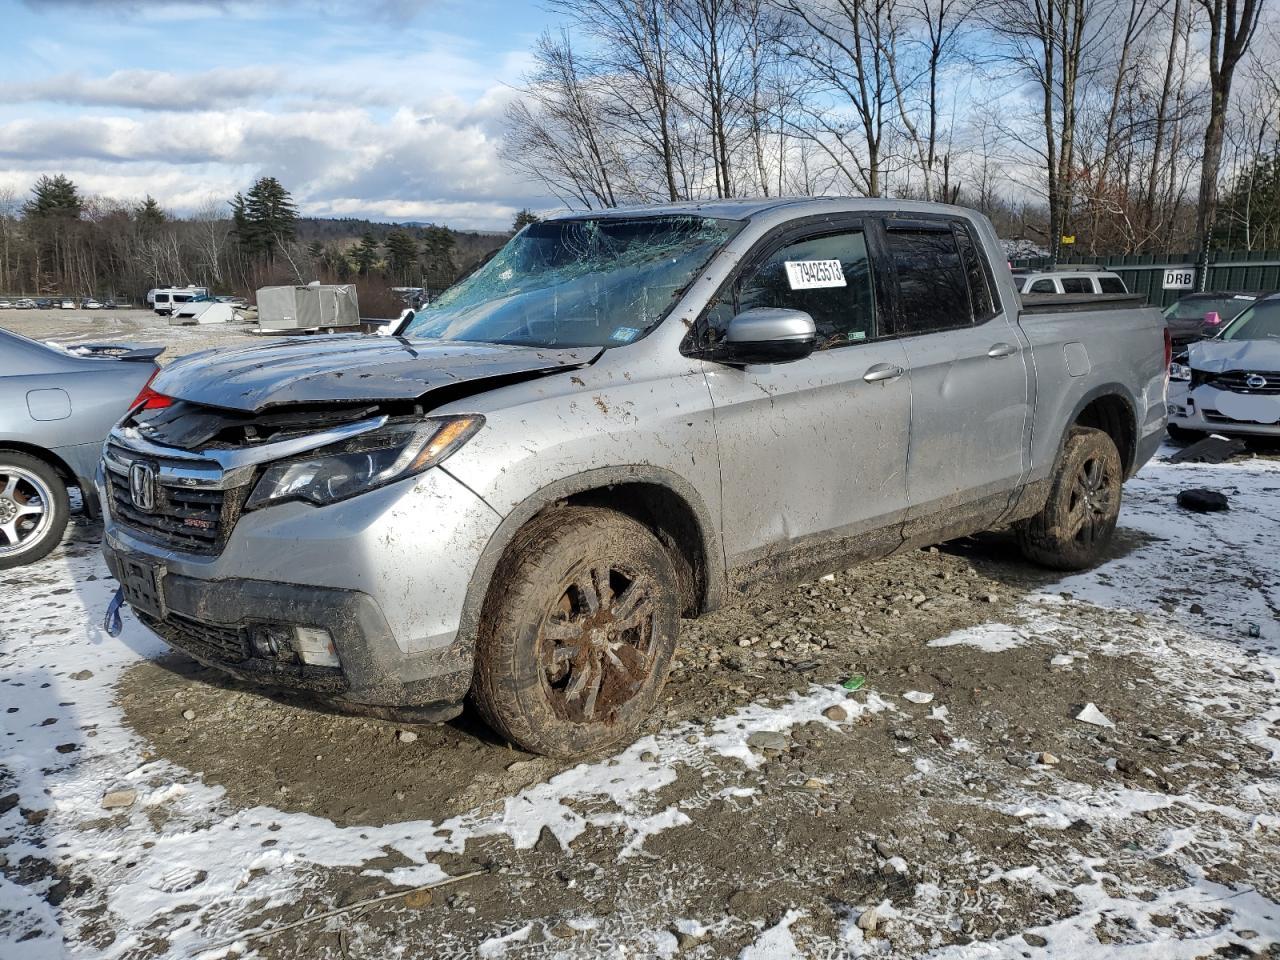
1,321,1278,959
2,308,261,360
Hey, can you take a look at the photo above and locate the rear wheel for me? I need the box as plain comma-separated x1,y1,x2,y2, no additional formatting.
472,506,680,758
0,452,69,570
1016,427,1123,571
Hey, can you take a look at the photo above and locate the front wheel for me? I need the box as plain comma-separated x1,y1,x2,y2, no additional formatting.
0,452,70,570
471,506,680,758
1016,427,1123,571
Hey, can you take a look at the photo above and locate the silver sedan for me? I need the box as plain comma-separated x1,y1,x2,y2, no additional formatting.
0,328,161,568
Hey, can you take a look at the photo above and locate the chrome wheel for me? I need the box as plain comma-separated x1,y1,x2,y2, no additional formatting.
0,466,55,559
538,563,659,724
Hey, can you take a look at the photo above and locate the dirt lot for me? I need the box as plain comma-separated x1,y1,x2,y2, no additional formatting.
1,320,1278,959
2,308,259,360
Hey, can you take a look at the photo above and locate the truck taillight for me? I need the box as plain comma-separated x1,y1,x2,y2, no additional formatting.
129,371,172,411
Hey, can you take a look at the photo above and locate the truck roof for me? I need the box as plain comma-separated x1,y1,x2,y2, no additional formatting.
547,197,985,225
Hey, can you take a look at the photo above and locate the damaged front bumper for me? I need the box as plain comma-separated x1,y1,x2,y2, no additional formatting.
100,451,504,719
1168,383,1280,437
101,550,473,718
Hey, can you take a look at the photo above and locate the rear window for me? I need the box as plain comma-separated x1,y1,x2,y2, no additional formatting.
885,228,972,334
1098,276,1126,293
1029,279,1056,294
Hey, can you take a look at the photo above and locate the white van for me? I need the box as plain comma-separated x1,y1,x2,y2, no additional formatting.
151,286,210,316
1013,270,1127,296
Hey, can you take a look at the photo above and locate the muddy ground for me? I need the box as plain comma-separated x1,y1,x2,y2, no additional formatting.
1,317,1277,958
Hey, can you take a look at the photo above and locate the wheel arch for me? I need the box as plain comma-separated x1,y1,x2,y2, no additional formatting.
1064,385,1139,476
0,440,78,486
454,465,725,658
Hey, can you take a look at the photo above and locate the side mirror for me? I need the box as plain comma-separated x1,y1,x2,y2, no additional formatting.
1202,311,1222,325
714,307,817,365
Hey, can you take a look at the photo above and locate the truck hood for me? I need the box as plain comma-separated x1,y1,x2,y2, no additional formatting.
152,335,600,412
1188,339,1280,374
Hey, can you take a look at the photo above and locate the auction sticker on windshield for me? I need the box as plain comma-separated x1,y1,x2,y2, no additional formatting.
785,259,846,290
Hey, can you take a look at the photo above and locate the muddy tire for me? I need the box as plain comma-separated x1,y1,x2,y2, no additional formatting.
1016,427,1123,571
471,506,680,758
0,452,69,570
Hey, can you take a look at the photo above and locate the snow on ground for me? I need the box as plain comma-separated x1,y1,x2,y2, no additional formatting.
1,448,1278,958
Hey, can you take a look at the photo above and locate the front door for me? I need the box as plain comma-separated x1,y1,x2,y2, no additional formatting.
696,221,913,592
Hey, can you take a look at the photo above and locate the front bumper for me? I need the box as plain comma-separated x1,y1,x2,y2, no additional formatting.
102,548,473,716
1168,384,1280,437
100,463,504,715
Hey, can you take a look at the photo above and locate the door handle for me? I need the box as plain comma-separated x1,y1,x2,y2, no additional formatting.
863,363,905,383
987,342,1017,358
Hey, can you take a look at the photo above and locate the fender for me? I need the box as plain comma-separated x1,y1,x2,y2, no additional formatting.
450,464,726,656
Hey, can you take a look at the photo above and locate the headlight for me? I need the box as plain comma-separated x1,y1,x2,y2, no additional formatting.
1169,362,1191,382
246,415,483,510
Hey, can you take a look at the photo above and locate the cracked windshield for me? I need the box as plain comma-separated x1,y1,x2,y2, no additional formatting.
404,215,741,348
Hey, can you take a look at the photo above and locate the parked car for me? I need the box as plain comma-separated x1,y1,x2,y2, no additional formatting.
0,329,162,568
0,300,12,309
99,199,1168,757
15,299,36,309
1012,268,1128,296
1162,291,1260,346
60,299,76,310
83,298,104,310
1168,292,1280,440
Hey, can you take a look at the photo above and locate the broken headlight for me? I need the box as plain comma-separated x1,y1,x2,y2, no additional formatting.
246,416,483,510
1169,362,1192,382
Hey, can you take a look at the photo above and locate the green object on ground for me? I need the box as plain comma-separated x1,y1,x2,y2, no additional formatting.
841,675,867,691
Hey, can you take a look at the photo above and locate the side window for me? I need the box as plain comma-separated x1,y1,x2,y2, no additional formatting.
1060,276,1092,294
1098,276,1126,293
954,224,998,322
1029,279,1056,294
726,230,877,349
885,228,971,334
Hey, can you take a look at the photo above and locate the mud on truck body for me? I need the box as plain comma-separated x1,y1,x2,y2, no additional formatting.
100,199,1170,758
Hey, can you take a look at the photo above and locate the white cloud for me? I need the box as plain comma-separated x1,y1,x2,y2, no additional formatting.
0,95,543,229
0,67,283,111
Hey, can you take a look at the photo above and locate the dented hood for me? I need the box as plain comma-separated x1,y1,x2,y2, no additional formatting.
152,334,599,412
1188,338,1280,374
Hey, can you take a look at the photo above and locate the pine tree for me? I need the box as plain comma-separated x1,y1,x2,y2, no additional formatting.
352,232,381,275
384,229,419,283
512,208,540,231
231,177,298,263
24,174,83,220
421,225,457,287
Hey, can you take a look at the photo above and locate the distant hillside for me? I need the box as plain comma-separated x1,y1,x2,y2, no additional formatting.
296,218,509,269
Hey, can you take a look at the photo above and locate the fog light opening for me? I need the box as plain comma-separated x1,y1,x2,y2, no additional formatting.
294,626,340,668
251,626,293,660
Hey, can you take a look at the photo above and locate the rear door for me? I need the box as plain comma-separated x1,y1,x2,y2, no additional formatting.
695,217,912,587
880,217,1032,544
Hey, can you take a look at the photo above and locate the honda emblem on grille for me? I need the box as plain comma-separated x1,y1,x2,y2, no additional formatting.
1246,374,1268,389
129,462,157,512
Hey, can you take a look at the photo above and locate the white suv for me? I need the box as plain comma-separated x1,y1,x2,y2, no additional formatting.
1014,270,1128,296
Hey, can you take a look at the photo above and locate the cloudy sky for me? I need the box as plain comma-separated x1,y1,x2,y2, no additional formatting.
1,0,559,229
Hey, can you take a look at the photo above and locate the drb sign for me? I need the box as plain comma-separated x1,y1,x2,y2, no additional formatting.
1162,266,1196,290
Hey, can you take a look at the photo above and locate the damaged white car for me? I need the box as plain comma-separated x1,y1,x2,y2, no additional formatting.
1168,293,1280,441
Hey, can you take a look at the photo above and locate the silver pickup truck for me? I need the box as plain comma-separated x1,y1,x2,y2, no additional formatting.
100,199,1169,757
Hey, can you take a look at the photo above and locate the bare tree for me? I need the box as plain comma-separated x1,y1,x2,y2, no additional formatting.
1192,0,1267,251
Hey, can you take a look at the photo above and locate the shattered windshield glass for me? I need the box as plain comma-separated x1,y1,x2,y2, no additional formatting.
404,216,742,348
1222,300,1280,342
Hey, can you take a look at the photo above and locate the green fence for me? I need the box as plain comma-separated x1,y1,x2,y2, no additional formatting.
1009,249,1280,308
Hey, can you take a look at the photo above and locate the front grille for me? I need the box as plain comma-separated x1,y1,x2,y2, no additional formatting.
104,443,249,556
1201,370,1280,395
139,611,250,664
